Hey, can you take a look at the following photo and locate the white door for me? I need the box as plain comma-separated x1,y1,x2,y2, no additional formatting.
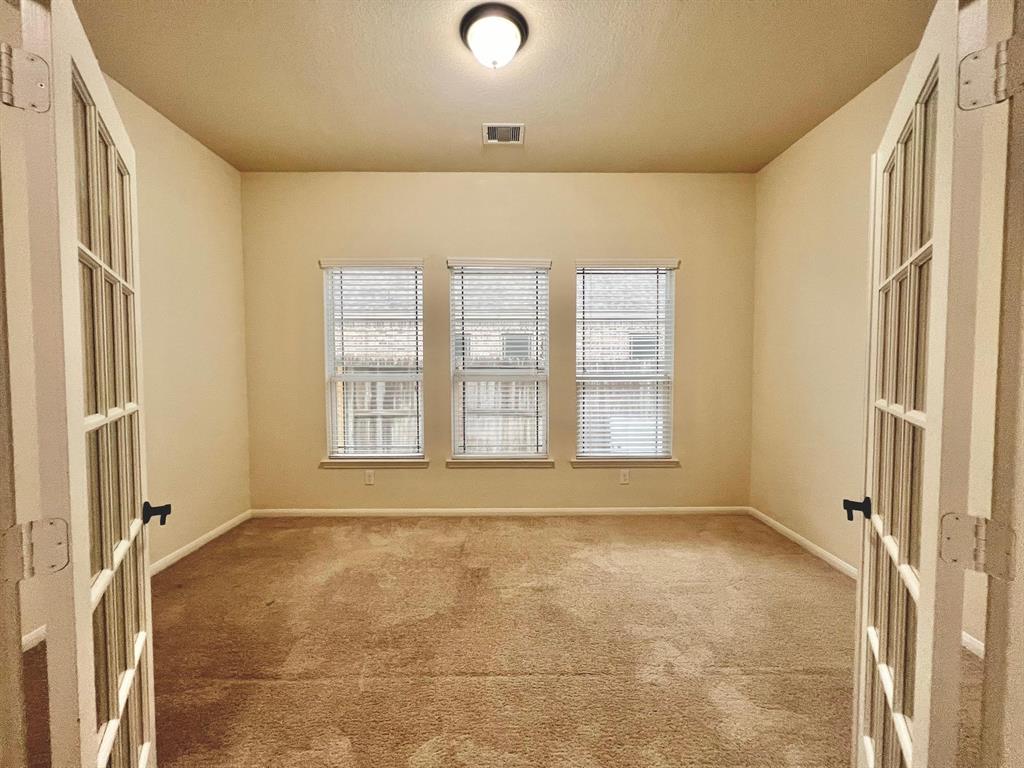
852,0,998,766
3,0,158,765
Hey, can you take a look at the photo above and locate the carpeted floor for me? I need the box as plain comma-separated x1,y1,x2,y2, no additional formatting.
23,513,984,767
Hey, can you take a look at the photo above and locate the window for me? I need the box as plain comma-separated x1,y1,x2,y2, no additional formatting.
449,261,550,457
576,264,677,458
323,264,424,458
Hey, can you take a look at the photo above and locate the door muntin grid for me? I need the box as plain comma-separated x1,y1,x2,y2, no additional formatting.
861,67,938,768
73,67,152,767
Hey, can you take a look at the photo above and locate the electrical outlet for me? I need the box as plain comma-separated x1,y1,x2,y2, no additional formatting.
364,469,375,486
619,469,630,485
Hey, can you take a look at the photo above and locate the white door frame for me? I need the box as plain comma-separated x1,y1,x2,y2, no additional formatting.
981,0,1024,762
0,0,61,765
0,0,28,762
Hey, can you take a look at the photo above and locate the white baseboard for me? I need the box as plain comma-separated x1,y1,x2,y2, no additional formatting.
744,506,987,657
22,504,985,660
21,624,46,652
744,506,858,579
251,506,751,519
962,631,985,659
19,510,253,649
149,509,253,575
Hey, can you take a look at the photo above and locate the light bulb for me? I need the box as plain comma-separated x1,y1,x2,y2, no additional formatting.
462,6,526,69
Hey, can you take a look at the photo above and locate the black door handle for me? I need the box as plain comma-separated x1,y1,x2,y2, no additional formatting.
843,496,871,521
143,501,172,526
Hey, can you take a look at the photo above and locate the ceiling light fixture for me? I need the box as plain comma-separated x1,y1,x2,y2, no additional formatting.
460,3,528,69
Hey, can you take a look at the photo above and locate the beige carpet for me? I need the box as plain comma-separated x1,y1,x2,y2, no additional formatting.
24,514,984,767
147,514,877,767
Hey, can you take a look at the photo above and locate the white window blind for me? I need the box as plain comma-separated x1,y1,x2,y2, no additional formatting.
576,266,675,458
324,265,424,457
450,263,549,457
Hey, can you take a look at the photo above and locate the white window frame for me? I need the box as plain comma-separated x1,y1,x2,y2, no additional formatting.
575,259,679,460
448,259,551,460
321,259,425,460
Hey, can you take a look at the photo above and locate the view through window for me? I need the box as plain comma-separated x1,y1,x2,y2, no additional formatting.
324,265,424,457
449,262,550,457
576,266,675,458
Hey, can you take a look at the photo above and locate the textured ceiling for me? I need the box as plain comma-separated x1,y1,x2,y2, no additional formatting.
75,0,932,173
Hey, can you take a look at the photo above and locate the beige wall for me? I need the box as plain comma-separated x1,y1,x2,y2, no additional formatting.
750,57,989,645
20,64,994,649
242,173,755,510
21,81,252,637
750,59,911,571
108,80,251,565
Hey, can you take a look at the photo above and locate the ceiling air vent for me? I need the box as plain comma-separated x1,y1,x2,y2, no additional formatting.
482,123,524,145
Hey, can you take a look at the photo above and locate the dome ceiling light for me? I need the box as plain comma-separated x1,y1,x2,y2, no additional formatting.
460,3,529,69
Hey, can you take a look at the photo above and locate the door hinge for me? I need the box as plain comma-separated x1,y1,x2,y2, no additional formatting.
1,519,69,584
940,514,1016,580
959,34,1024,110
0,42,50,112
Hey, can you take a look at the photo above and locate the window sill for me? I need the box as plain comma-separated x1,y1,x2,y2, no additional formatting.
446,458,555,468
570,458,680,468
319,458,430,469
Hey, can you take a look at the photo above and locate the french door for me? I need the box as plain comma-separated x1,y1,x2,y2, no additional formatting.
2,0,157,765
853,0,1000,766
